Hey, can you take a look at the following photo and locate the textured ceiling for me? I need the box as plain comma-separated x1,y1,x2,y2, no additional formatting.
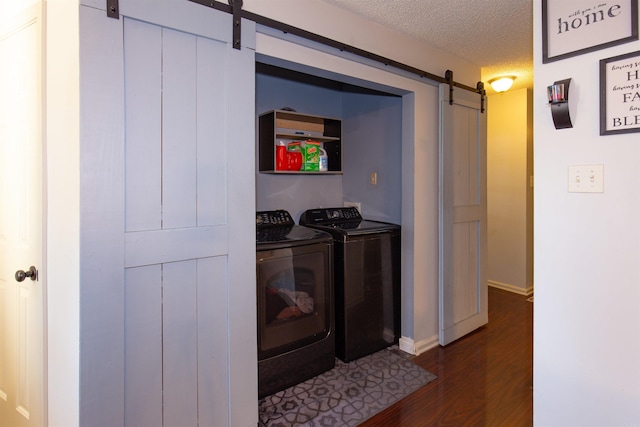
320,0,533,94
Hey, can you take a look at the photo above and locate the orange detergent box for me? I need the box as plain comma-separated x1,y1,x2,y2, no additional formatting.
303,140,320,171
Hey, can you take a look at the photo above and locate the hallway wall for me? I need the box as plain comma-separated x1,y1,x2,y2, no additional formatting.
487,89,534,295
533,3,640,425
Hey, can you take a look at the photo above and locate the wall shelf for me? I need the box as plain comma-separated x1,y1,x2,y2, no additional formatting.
547,78,573,129
259,110,342,174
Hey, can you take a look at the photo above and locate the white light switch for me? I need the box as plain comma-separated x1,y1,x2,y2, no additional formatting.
568,164,604,193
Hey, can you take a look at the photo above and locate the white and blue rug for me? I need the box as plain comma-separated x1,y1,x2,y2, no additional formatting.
258,347,436,426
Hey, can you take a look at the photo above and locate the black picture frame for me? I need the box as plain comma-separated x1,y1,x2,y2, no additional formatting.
543,0,639,63
600,50,640,135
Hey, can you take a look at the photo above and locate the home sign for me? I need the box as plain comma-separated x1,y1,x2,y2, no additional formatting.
542,0,639,63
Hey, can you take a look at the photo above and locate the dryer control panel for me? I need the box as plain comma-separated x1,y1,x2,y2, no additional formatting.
256,210,295,228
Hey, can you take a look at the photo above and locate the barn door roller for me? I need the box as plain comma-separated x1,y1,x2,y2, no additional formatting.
231,0,243,49
445,70,454,105
107,0,119,19
477,82,486,113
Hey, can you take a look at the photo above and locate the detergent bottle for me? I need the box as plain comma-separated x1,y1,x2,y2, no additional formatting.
319,148,328,172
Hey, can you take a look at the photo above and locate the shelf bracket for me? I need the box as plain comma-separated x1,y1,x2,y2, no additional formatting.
445,70,454,105
231,0,243,50
106,0,119,19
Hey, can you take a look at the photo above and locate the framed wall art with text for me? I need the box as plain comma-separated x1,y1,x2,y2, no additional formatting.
600,50,640,135
542,0,638,63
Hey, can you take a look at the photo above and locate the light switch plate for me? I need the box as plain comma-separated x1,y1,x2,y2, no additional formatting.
568,164,604,193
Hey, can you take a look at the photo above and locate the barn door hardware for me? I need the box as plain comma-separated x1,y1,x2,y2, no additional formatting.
231,0,242,50
445,70,454,105
477,82,486,113
187,0,486,112
106,0,119,19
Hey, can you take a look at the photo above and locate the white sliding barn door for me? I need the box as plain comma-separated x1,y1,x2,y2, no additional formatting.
79,2,256,426
439,86,488,346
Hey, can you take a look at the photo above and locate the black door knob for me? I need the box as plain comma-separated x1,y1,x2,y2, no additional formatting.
15,266,37,282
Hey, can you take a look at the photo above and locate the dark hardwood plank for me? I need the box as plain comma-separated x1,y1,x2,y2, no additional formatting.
361,287,533,426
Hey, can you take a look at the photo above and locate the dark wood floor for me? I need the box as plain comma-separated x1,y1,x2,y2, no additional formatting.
361,287,533,427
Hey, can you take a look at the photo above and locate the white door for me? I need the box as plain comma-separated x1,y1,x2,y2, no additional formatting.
78,2,256,426
0,4,44,427
439,85,488,345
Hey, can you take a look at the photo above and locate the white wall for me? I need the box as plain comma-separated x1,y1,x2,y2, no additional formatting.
487,89,534,294
533,1,640,425
341,90,403,224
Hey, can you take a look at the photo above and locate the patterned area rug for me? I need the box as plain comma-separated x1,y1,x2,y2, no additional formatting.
258,348,437,426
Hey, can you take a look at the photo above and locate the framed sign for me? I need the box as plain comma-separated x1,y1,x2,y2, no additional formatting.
600,50,640,135
542,0,639,63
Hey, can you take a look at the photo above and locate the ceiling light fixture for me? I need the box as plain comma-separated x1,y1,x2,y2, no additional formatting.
489,76,516,93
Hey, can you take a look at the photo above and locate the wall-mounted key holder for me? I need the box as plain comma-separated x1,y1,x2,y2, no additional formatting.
547,78,573,129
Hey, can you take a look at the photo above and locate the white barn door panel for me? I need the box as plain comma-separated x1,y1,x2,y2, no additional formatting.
80,3,256,427
124,257,230,427
439,86,488,346
122,17,239,427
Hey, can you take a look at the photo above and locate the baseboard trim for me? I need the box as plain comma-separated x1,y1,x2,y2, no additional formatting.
398,337,415,354
488,280,533,296
399,335,440,356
